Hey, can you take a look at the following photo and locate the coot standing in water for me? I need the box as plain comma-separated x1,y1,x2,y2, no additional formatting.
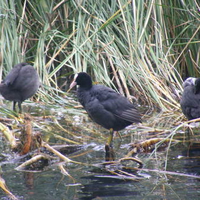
69,72,141,152
0,63,40,112
180,77,200,120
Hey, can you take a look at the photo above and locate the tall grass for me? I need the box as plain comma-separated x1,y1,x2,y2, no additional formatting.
0,0,199,111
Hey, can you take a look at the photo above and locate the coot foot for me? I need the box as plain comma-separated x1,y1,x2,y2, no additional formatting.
105,144,115,161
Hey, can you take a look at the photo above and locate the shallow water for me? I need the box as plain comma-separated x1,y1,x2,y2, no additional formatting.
0,102,200,200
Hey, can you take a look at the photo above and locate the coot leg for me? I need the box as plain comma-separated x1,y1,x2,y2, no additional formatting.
107,128,114,147
13,101,17,112
13,101,22,113
105,128,115,161
18,102,22,113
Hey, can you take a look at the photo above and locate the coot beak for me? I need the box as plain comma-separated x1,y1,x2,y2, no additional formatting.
70,81,77,89
67,81,77,93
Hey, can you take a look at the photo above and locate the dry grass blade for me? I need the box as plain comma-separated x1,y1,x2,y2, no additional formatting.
53,134,80,145
0,122,17,149
58,163,76,182
0,176,18,200
128,138,180,156
138,168,200,180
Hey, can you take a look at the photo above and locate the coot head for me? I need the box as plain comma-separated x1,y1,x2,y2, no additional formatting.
70,72,92,90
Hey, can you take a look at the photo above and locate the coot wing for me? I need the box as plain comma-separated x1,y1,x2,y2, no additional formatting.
119,107,141,123
181,86,200,119
14,65,38,89
92,85,141,123
3,64,23,85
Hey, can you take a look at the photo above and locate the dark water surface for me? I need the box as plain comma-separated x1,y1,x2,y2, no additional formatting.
0,103,200,200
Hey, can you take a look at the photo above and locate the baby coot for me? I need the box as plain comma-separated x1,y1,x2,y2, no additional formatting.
180,77,200,120
0,63,40,112
69,72,141,145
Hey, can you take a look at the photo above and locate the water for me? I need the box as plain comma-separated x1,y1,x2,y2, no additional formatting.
0,102,200,200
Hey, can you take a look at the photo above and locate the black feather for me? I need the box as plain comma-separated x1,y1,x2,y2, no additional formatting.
71,72,141,131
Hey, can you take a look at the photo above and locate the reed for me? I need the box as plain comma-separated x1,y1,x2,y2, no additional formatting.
0,0,199,111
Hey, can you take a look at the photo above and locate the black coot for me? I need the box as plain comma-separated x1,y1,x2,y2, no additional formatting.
0,63,40,112
69,72,141,145
180,77,200,120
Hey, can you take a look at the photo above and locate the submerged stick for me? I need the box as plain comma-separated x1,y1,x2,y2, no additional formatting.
20,114,33,155
41,141,85,165
15,154,47,171
42,141,72,162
